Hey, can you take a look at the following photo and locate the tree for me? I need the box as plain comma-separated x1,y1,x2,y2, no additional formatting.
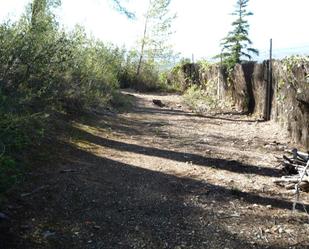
30,0,61,26
136,0,176,76
219,0,258,66
110,0,135,19
31,0,47,27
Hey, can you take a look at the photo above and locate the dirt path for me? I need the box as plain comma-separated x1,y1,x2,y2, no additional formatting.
2,91,309,249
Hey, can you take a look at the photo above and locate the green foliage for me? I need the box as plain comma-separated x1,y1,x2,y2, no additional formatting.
0,156,21,194
119,49,175,92
167,62,189,92
282,55,309,85
276,55,309,103
170,58,190,75
175,59,233,112
158,71,181,92
110,90,134,111
218,0,258,68
183,85,219,112
118,49,158,90
0,0,133,195
136,0,176,80
145,0,176,61
0,0,174,196
198,59,211,72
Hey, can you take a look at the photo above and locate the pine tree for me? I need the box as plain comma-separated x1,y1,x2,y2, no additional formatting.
220,0,258,66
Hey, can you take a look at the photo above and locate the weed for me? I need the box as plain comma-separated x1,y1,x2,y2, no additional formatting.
0,156,21,194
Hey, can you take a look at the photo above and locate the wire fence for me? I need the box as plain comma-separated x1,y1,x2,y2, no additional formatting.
203,43,309,63
252,43,309,61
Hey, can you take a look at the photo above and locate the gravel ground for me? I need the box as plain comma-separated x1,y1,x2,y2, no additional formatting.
1,91,309,249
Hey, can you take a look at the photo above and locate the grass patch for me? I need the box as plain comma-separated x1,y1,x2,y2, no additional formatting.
183,85,219,113
183,85,232,113
110,91,135,112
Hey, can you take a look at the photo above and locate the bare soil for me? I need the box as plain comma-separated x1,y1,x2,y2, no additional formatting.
1,91,309,249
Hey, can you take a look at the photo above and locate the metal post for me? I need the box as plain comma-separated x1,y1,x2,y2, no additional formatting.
266,39,273,120
218,49,223,99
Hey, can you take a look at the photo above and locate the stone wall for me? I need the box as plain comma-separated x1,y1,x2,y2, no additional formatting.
169,60,309,149
271,60,309,148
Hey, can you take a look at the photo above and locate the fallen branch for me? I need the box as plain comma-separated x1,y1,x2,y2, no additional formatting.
293,160,309,211
59,169,78,173
274,175,309,184
283,162,307,171
283,155,294,164
275,148,309,217
291,148,309,162
20,185,49,198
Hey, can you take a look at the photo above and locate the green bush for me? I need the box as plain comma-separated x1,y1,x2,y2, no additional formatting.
183,85,208,112
183,84,220,112
0,156,21,194
118,50,177,92
0,1,127,195
0,0,174,195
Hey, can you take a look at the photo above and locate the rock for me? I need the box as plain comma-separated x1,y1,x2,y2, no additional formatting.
152,99,165,107
285,229,294,234
0,212,9,221
42,230,56,239
277,145,286,151
93,225,101,230
271,225,284,234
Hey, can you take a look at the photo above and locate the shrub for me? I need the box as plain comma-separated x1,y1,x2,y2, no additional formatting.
0,1,127,196
183,85,217,112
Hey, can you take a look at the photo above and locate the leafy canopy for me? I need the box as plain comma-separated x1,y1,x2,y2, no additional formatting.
136,0,176,76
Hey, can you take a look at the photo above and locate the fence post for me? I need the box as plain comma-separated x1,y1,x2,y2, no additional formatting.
217,51,223,100
266,39,273,120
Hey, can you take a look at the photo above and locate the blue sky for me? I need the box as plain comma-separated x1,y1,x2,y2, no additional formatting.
1,0,309,60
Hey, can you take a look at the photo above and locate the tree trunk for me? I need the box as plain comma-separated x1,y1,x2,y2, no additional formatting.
31,0,47,29
136,0,151,77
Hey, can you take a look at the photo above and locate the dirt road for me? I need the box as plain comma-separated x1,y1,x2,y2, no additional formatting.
2,91,309,248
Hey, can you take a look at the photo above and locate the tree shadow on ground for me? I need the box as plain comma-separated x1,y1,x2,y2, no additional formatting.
71,126,280,178
124,91,260,123
2,140,299,249
133,106,263,123
2,93,306,249
70,126,309,213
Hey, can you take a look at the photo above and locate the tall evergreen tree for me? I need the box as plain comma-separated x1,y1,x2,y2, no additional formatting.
220,0,258,66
